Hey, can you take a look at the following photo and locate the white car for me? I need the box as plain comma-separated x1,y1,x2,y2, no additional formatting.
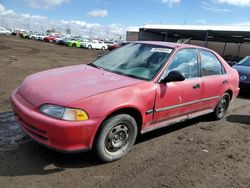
80,39,90,47
29,33,38,39
83,40,108,50
35,34,47,40
0,27,11,35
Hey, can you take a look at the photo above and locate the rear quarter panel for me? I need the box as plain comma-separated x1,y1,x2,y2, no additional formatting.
215,52,240,98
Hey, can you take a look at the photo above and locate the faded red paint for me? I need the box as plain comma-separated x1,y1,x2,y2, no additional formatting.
10,41,240,152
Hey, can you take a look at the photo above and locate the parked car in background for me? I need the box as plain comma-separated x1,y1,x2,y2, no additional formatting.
20,32,30,39
0,27,11,35
43,35,60,42
226,61,237,67
11,42,239,162
80,39,90,48
108,41,129,51
83,40,108,50
36,33,47,41
56,37,70,45
65,38,85,48
233,55,250,91
12,30,21,36
29,33,38,39
11,29,26,36
54,35,69,44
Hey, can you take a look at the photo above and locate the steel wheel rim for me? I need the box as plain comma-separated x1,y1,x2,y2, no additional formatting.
105,124,129,154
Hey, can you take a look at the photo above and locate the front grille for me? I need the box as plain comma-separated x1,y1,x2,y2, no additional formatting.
17,117,48,141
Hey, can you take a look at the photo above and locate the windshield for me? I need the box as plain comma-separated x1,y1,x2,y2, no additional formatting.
92,43,173,80
237,56,250,66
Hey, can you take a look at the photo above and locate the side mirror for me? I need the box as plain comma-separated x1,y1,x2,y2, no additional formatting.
161,70,185,83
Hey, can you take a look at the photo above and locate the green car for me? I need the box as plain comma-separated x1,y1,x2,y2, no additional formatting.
65,38,83,48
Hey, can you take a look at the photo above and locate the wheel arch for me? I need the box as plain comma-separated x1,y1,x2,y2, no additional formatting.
225,89,233,100
92,107,143,147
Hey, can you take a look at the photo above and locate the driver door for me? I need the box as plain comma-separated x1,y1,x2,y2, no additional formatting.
153,48,202,122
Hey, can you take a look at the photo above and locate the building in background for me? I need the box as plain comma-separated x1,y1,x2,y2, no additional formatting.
128,24,250,61
126,27,139,41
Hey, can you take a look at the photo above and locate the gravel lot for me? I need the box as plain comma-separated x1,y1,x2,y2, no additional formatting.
0,35,249,188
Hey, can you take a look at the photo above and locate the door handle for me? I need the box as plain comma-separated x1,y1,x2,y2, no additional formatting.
193,84,200,89
223,79,227,84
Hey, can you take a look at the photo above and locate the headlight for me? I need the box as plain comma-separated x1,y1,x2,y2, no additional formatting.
39,104,88,121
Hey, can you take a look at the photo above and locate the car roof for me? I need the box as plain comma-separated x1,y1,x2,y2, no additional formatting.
136,41,209,50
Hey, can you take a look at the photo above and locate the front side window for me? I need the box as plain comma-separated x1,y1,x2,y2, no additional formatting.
92,43,173,80
162,48,199,79
200,50,225,76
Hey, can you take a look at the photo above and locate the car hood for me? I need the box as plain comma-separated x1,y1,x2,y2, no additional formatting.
233,65,250,76
17,64,144,107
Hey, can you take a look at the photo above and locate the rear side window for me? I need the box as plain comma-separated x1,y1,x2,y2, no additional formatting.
200,50,225,76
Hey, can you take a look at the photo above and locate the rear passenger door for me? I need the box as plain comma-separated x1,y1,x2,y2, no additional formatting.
199,50,228,110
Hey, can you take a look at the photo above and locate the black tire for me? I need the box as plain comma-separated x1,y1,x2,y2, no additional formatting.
88,45,92,49
72,43,77,48
213,93,230,120
101,46,105,51
95,114,138,162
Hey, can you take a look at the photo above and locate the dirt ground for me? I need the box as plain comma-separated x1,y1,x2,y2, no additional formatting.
0,35,249,188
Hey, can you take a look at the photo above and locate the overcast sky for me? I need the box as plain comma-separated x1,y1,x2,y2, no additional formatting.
1,0,250,39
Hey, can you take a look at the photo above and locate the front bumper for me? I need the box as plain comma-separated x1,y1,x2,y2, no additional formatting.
10,89,103,152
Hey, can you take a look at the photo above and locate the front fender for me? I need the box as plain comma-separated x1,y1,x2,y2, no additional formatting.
68,82,156,129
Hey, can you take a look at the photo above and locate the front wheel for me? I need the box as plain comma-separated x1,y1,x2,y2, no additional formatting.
213,93,230,120
95,114,138,162
101,46,106,50
88,45,92,49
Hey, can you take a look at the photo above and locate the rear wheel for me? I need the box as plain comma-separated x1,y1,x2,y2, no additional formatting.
213,93,230,120
72,43,76,48
88,45,92,49
95,114,138,162
101,46,105,50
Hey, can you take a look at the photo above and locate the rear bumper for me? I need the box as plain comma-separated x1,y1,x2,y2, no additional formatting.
10,88,103,152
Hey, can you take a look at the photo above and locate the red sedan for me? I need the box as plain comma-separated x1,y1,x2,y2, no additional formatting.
11,42,239,162
108,42,129,51
43,35,59,42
